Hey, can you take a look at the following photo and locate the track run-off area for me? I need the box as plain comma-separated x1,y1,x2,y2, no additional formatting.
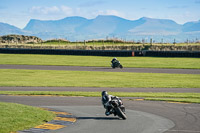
0,64,200,133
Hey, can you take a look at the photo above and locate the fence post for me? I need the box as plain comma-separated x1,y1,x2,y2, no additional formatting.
187,39,189,45
142,39,145,45
173,39,176,45
150,38,153,45
161,38,163,44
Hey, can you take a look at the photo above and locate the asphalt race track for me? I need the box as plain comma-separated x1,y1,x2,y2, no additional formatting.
46,106,174,133
0,64,200,133
1,64,200,74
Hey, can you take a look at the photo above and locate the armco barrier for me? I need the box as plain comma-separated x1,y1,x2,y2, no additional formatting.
0,48,199,57
143,50,200,57
0,48,133,57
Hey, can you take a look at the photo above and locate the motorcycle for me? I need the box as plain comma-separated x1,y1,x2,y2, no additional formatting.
111,61,123,69
107,97,127,120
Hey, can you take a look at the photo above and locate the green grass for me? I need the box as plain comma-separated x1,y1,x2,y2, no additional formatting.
0,91,199,103
0,54,200,69
144,98,200,104
0,52,199,132
0,69,200,88
0,91,199,98
0,102,55,133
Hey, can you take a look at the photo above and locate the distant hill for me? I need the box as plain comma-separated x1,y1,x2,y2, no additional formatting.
0,22,24,35
77,15,136,34
128,17,182,35
182,20,200,32
23,15,183,36
24,16,89,33
1,15,200,42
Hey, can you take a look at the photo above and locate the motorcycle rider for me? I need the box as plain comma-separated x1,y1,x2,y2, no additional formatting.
111,57,123,69
101,91,119,116
111,57,119,64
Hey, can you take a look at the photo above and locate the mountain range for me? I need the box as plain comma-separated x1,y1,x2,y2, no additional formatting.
0,15,200,42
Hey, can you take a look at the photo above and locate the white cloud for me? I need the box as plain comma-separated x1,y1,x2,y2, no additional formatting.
88,9,125,19
60,6,73,15
29,6,125,21
30,6,60,14
29,6,84,17
79,0,106,7
98,10,123,16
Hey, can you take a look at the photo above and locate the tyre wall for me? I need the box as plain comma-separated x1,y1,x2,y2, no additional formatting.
0,48,132,57
141,50,200,57
0,48,199,57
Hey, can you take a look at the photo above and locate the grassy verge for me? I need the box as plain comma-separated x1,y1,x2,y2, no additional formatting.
0,102,55,133
1,91,199,104
0,91,199,98
0,54,200,69
144,98,200,104
0,69,200,88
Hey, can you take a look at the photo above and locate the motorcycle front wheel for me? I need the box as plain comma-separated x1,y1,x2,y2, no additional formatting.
115,107,127,120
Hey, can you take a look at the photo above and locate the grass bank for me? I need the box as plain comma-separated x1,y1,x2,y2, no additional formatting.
0,54,200,69
144,98,200,104
0,102,55,133
1,91,199,98
0,69,200,88
1,91,199,104
1,42,200,51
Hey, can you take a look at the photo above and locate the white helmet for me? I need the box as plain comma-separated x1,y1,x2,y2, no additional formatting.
101,91,108,96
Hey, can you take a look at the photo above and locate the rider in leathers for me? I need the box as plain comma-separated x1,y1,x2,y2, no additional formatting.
111,57,119,64
101,91,119,116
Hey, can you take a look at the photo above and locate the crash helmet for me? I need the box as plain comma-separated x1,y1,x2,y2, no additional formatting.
113,57,117,60
101,91,108,97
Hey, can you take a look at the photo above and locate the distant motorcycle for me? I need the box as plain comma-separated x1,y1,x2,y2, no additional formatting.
111,61,123,69
108,97,127,120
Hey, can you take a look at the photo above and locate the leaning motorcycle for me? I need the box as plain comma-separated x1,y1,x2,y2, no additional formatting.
108,97,127,120
111,61,123,69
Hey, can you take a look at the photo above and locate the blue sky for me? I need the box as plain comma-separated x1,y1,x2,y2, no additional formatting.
0,0,200,28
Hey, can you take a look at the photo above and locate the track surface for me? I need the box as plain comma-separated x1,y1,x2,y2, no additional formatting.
1,64,200,74
0,95,200,133
0,64,200,133
47,106,174,133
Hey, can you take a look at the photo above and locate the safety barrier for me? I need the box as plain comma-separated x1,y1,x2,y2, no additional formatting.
142,50,200,57
0,48,132,57
0,48,199,57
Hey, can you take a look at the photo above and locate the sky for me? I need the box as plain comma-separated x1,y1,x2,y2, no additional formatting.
0,0,200,29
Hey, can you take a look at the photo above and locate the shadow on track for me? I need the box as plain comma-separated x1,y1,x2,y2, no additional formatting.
93,67,112,70
76,116,119,120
